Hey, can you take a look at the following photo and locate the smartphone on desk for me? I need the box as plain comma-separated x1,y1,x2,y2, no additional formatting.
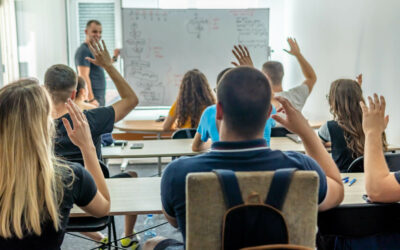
130,143,144,149
155,116,166,122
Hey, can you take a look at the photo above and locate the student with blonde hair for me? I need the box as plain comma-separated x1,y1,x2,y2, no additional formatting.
0,79,110,249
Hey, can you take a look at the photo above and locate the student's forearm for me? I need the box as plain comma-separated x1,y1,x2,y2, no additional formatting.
163,115,176,131
194,142,211,152
192,139,211,152
295,53,317,83
364,133,389,194
81,145,110,201
104,65,138,105
300,127,342,184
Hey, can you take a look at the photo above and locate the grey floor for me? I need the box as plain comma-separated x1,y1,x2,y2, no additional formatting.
62,160,182,250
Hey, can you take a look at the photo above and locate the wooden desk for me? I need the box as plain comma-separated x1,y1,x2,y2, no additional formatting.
70,177,162,217
114,120,323,138
114,120,174,139
341,173,365,204
319,173,400,237
103,137,306,158
69,174,364,217
102,137,307,175
103,139,197,175
270,137,307,153
102,138,400,175
309,120,324,129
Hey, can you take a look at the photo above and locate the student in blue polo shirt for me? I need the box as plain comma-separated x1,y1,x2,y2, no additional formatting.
192,67,276,152
142,67,344,250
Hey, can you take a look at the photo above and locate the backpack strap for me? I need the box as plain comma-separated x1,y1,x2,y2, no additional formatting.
265,168,297,210
213,170,244,208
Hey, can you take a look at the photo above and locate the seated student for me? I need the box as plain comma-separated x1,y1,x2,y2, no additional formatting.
0,79,110,250
192,66,276,152
44,40,140,247
163,69,215,131
318,78,387,171
325,95,399,250
74,76,97,110
143,67,344,250
261,38,317,111
361,94,400,202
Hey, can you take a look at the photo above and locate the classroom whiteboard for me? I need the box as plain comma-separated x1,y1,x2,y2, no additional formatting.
121,8,269,106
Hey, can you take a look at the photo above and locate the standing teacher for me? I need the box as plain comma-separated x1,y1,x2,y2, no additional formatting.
75,20,120,107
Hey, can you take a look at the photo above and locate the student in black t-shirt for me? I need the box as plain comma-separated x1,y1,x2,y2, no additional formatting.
44,39,140,246
318,77,387,171
0,79,110,250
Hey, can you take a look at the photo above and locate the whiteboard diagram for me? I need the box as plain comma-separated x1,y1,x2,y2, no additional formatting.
122,9,269,106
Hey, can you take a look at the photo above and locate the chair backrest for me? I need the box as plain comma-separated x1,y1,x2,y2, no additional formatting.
385,153,400,171
347,153,400,173
186,171,319,250
271,127,290,137
72,159,110,178
172,128,197,139
346,156,364,173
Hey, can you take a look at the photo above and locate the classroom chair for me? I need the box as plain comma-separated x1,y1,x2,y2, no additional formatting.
271,127,290,137
346,152,400,173
66,160,117,250
185,171,319,249
171,128,197,160
171,128,197,139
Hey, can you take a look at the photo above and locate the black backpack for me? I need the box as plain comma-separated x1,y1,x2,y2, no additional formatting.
213,169,312,250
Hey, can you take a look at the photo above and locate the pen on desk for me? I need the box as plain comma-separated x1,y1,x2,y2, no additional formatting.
342,176,349,183
122,142,126,150
348,178,357,186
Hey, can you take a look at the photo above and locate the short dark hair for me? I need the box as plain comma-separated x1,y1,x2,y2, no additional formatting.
76,76,86,98
86,20,101,28
44,64,77,104
216,68,233,86
262,61,284,86
217,67,272,137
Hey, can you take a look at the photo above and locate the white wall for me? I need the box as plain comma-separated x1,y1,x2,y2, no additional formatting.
12,0,400,143
281,0,400,144
15,0,68,82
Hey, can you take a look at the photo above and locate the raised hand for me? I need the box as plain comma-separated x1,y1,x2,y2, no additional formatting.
231,45,254,67
271,96,312,136
86,39,113,68
113,48,121,58
89,99,100,107
283,37,301,57
62,99,94,150
356,74,363,87
360,94,389,136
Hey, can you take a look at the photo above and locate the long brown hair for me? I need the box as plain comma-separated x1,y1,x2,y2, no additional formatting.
0,79,72,239
328,79,387,157
176,69,216,128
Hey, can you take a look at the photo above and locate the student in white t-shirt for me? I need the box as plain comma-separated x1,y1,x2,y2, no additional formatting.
262,38,317,111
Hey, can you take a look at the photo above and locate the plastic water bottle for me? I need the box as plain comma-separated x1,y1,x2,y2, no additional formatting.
143,214,157,241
